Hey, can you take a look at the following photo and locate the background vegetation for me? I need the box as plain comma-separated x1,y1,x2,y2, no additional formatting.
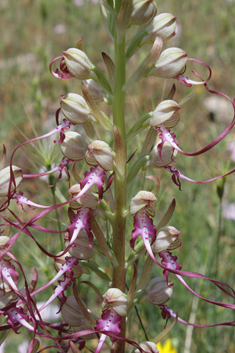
1,0,235,352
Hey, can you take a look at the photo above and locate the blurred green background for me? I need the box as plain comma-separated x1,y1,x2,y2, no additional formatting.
1,0,235,352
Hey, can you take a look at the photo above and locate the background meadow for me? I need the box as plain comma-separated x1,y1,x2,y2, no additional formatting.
1,0,235,352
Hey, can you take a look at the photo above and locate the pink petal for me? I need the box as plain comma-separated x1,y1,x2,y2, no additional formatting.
1,260,19,287
6,306,33,333
14,193,50,209
37,277,71,313
28,257,78,298
79,166,105,203
95,309,122,353
49,56,74,80
67,207,93,248
130,209,156,252
161,304,235,328
164,165,235,190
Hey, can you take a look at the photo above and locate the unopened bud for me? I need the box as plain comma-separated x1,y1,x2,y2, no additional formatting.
0,236,10,247
63,48,97,81
148,47,187,78
152,226,181,253
54,252,88,278
61,296,87,326
60,131,87,161
139,277,173,305
144,100,180,128
31,339,40,353
85,140,113,171
64,230,99,260
83,79,106,103
68,184,97,210
102,288,127,316
0,236,13,260
131,0,157,26
135,341,159,353
130,191,157,215
0,166,22,197
140,13,177,45
0,281,17,309
144,141,177,169
61,93,93,124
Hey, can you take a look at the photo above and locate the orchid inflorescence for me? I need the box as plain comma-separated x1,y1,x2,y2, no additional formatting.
0,0,235,352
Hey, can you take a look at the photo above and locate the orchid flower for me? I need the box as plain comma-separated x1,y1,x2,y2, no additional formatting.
156,87,235,159
0,259,19,295
78,166,106,203
37,277,72,314
0,166,23,198
15,119,73,151
130,208,157,256
69,139,114,205
49,48,97,81
12,192,51,210
160,304,235,328
67,207,93,248
130,192,235,313
174,58,212,87
2,304,35,334
49,55,74,80
27,257,78,300
130,191,157,259
22,158,71,183
95,288,127,353
164,165,235,191
159,250,235,310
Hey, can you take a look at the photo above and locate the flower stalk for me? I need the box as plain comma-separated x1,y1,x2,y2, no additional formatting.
111,11,127,352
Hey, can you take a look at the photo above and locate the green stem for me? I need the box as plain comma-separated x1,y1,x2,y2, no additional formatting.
134,305,149,342
215,199,223,279
113,44,126,144
111,11,127,353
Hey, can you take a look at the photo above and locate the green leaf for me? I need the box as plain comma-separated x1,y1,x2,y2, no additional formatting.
81,260,112,284
92,65,113,94
100,0,117,18
126,112,152,140
102,52,115,91
126,240,145,264
152,314,178,343
156,199,176,229
127,154,150,184
75,37,84,51
125,30,147,62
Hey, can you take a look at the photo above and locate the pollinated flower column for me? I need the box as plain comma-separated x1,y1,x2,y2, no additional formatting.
1,0,235,352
